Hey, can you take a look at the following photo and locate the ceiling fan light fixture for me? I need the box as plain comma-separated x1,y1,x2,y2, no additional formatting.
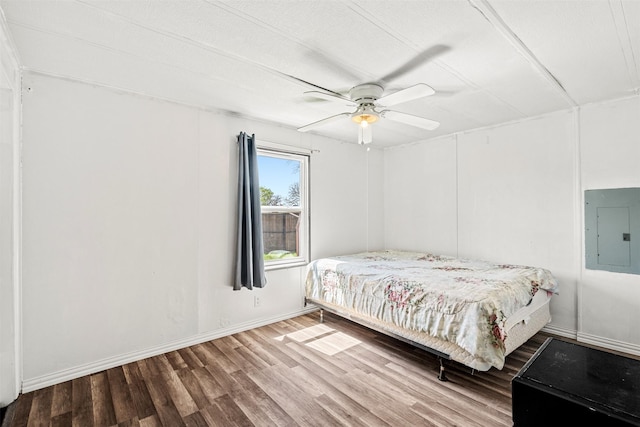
351,105,379,127
352,114,378,127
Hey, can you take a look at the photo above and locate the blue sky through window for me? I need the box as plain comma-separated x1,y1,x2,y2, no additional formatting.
257,155,299,200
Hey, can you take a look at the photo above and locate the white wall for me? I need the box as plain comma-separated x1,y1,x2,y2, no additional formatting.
384,136,458,256
0,15,20,407
456,113,578,333
579,96,640,349
311,141,384,258
384,95,640,354
20,72,384,389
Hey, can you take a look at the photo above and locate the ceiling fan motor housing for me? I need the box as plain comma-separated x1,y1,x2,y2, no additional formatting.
349,84,384,104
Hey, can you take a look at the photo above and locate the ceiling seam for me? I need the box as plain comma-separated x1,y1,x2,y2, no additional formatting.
0,6,23,68
343,0,427,51
469,0,578,108
344,0,531,118
204,0,376,86
21,68,323,137
3,19,249,90
608,0,640,89
20,67,220,110
73,0,272,69
384,105,580,152
342,1,484,92
72,0,340,94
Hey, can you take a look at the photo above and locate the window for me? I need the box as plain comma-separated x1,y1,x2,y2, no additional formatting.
257,146,309,268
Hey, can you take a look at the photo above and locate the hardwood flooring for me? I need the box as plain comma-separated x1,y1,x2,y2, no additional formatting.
3,311,554,427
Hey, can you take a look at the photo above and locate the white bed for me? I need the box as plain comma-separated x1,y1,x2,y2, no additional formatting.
304,250,558,377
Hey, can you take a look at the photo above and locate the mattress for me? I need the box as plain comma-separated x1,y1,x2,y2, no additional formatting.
305,250,558,371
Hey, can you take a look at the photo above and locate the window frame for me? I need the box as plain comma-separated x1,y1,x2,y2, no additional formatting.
257,145,310,270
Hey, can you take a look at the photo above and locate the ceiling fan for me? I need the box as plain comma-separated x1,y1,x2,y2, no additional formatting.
290,45,450,145
297,82,440,144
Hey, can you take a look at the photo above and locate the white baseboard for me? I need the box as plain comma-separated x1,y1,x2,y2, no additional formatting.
577,331,640,357
542,324,640,357
542,324,576,339
22,307,318,393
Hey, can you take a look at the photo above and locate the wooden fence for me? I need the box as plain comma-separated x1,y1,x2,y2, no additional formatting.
262,212,299,254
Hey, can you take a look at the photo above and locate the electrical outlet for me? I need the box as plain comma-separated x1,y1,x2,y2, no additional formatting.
254,296,261,307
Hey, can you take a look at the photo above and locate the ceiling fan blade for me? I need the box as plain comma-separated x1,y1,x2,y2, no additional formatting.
376,84,436,107
378,44,451,85
381,110,440,131
304,49,363,82
358,125,373,145
279,72,345,97
304,91,356,106
298,112,351,132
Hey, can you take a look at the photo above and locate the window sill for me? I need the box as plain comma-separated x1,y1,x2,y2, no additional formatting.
264,260,308,271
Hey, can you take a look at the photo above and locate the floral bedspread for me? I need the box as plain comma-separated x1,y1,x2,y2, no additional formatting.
305,250,558,370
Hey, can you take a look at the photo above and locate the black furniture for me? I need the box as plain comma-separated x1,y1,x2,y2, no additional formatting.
512,337,640,427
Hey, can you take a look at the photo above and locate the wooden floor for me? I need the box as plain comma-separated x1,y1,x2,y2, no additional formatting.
3,311,554,427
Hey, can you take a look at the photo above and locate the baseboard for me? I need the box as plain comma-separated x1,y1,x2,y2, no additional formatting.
577,331,640,357
542,324,640,357
542,324,576,339
22,306,318,393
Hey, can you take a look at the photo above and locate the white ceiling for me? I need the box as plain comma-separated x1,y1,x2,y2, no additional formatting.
1,0,639,148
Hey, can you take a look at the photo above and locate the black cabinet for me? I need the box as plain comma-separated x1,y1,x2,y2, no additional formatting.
512,337,640,427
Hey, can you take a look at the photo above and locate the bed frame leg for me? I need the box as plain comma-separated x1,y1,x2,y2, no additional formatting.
319,309,324,323
438,357,448,381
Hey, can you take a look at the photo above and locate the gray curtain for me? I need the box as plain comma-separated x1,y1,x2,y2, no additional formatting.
235,132,267,290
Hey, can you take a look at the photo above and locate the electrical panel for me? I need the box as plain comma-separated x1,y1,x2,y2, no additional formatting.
585,188,640,275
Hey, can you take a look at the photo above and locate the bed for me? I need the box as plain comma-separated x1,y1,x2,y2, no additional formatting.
304,250,558,378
